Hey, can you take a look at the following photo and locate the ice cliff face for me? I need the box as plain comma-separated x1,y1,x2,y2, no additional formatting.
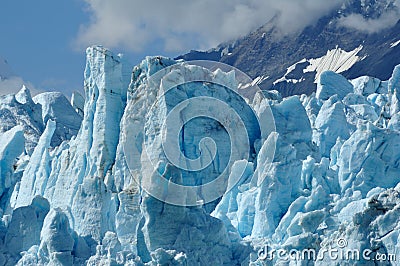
2,46,400,265
0,86,82,155
0,86,44,155
32,92,82,148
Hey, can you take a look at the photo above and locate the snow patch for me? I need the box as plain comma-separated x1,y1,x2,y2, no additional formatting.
239,75,269,89
390,40,400,48
273,59,307,85
304,45,363,83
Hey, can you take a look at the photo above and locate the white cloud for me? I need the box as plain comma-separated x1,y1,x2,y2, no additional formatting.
74,0,344,54
338,9,400,33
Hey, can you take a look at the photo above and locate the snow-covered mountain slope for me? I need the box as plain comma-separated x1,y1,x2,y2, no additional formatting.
178,0,400,97
1,45,400,265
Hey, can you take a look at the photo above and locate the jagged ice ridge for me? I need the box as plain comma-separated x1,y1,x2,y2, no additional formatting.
0,46,400,265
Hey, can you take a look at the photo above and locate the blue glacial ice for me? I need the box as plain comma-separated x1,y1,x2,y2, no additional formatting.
1,46,400,265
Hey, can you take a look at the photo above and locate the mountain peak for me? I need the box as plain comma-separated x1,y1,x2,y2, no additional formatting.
341,0,399,17
178,0,400,97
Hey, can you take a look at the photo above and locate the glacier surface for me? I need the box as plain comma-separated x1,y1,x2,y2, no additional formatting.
1,46,400,265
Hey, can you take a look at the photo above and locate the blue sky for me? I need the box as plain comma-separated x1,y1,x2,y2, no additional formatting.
3,0,385,98
0,0,87,96
0,0,178,97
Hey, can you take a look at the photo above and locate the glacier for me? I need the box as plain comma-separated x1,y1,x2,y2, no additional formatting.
1,45,400,265
0,86,82,155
